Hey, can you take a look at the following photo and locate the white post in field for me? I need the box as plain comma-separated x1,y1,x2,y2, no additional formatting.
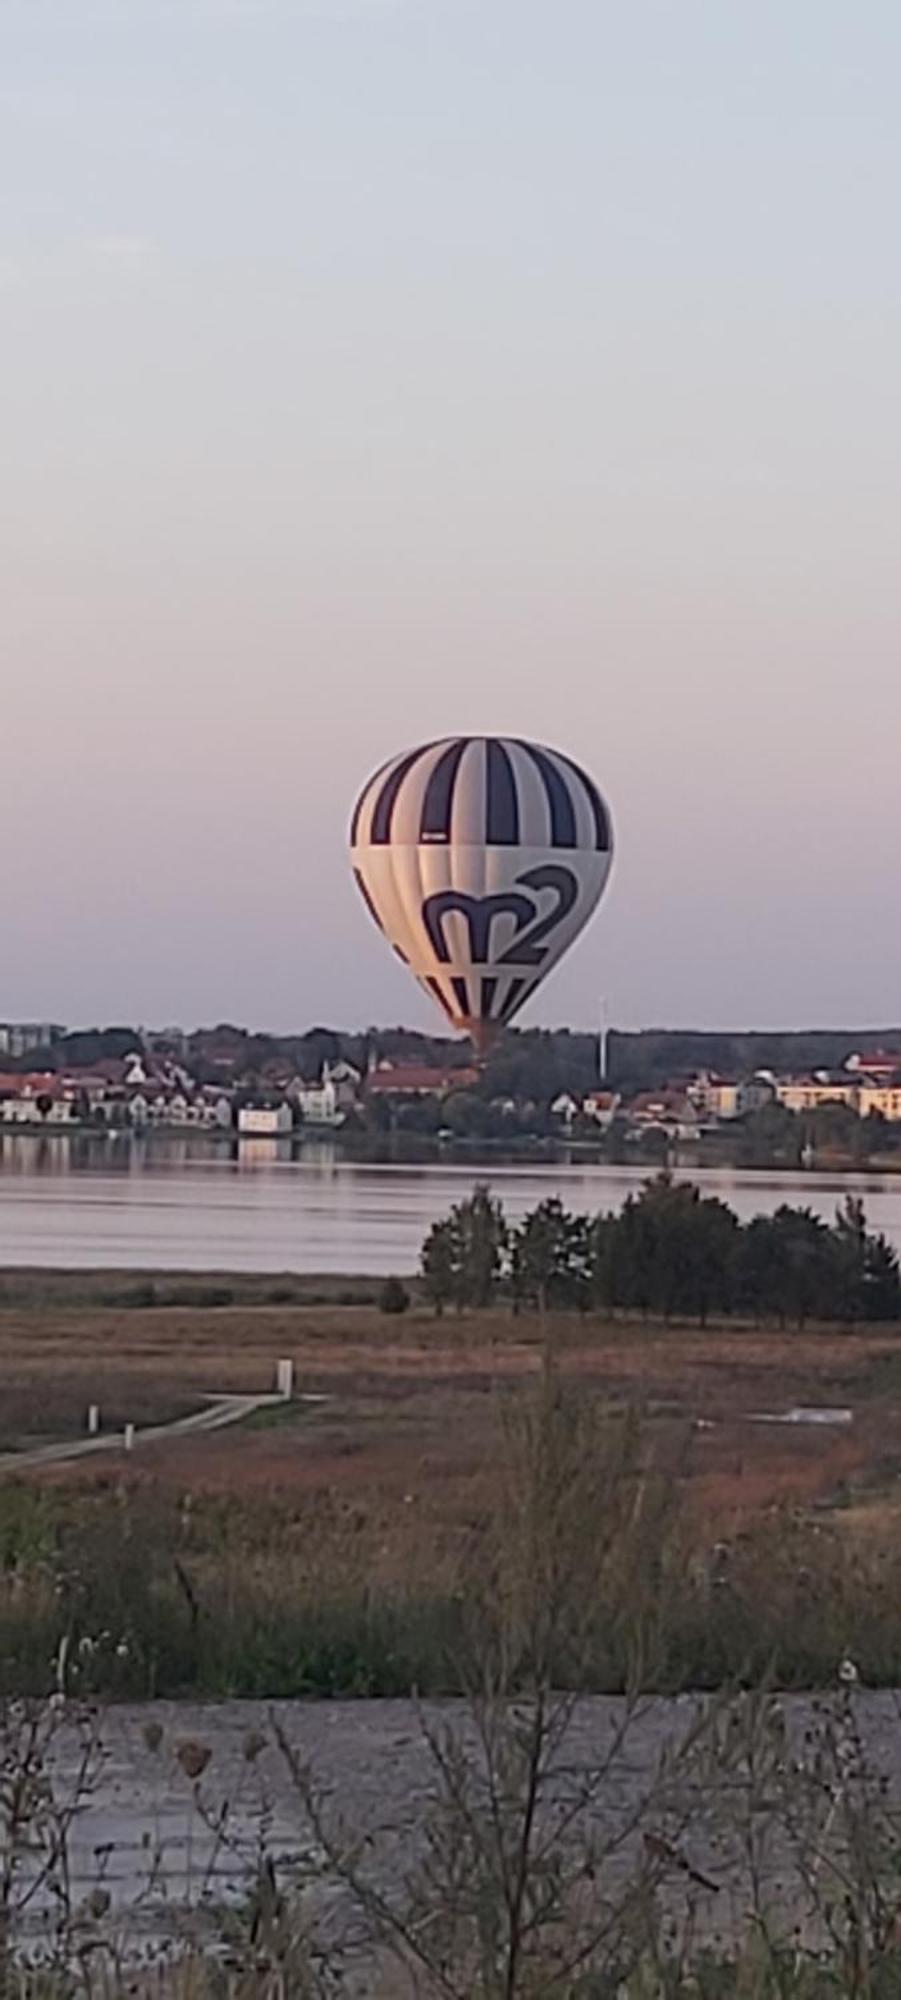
87,1404,100,1436
276,1357,294,1400
123,1422,135,1453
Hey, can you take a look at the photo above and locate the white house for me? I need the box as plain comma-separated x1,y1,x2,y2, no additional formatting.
582,1089,621,1129
774,1074,858,1115
686,1073,744,1121
238,1104,294,1137
0,1085,78,1126
624,1090,703,1143
125,1085,233,1129
292,1061,358,1127
325,1060,361,1110
198,1088,234,1129
858,1084,901,1122
295,1075,344,1127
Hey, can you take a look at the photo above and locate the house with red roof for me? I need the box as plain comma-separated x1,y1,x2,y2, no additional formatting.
365,1061,479,1098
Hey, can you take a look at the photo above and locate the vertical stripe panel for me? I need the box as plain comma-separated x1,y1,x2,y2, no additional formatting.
544,747,607,851
419,739,467,842
390,740,455,844
485,739,520,844
500,977,526,1020
370,746,429,844
480,975,498,1020
450,975,470,1018
502,740,552,847
517,742,577,847
449,736,486,847
353,867,386,934
424,976,454,1021
350,750,405,848
557,755,611,852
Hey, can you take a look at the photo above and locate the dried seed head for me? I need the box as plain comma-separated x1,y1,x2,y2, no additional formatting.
143,1722,164,1754
176,1739,211,1781
243,1729,267,1763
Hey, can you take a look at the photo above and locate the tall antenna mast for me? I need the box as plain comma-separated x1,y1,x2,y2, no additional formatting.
599,997,609,1084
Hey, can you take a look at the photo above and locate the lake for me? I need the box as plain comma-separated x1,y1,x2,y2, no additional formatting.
1,1132,900,1271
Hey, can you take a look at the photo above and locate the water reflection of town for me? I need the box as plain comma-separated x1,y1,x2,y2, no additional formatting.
235,1137,342,1172
0,1132,344,1177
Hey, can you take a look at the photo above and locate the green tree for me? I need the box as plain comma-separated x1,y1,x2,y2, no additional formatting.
735,1101,800,1168
741,1205,835,1327
831,1194,868,1322
774,1205,835,1326
420,1176,901,1332
420,1186,508,1313
511,1199,591,1314
378,1276,410,1315
421,1217,458,1316
587,1212,620,1314
675,1192,740,1325
861,1228,901,1321
441,1091,493,1139
831,1195,901,1322
603,1176,738,1323
740,1214,785,1322
454,1185,507,1308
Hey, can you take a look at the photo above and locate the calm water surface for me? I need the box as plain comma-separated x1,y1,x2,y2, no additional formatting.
1,1133,901,1271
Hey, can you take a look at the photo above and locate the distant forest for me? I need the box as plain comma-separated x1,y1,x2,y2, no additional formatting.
16,1022,901,1102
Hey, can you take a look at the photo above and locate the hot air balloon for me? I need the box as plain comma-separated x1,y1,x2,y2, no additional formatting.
349,737,613,1054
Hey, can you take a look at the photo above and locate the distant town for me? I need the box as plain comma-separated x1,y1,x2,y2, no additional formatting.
4,1018,901,1169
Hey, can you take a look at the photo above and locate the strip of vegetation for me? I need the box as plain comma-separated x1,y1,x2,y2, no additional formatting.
0,1403,898,1700
420,1177,901,1323
3,1381,901,1994
0,1268,385,1309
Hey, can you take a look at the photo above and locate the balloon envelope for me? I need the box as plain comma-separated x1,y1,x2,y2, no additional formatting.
350,736,613,1048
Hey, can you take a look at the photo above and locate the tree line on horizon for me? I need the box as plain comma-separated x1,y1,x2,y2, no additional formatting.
418,1176,901,1325
15,1021,901,1103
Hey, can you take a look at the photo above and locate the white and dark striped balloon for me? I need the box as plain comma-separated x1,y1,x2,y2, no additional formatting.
350,737,613,1048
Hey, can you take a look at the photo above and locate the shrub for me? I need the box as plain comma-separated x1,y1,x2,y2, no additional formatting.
378,1276,410,1315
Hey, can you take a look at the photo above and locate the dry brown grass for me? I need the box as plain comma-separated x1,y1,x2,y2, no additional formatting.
2,1291,901,1542
5,1285,901,1695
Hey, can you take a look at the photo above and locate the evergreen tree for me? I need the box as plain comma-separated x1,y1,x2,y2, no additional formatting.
511,1199,591,1314
454,1185,508,1308
861,1228,901,1321
831,1195,868,1323
421,1217,459,1315
419,1179,901,1328
420,1185,507,1312
604,1176,738,1322
587,1212,620,1314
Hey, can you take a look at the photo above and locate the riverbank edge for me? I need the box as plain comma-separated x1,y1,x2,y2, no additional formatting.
8,1120,901,1174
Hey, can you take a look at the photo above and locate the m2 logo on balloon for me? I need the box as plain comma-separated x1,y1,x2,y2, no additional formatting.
422,865,578,968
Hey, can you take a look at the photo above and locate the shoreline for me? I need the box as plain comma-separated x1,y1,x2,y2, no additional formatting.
3,1120,901,1176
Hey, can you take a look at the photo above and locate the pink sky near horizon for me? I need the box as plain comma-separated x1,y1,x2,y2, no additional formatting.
2,1,900,1037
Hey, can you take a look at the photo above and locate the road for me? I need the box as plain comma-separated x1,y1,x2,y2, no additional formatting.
0,1391,287,1472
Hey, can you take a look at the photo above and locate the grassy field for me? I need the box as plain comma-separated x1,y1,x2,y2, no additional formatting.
3,1273,901,1695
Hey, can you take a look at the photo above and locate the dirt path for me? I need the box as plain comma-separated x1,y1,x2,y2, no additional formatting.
0,1392,286,1472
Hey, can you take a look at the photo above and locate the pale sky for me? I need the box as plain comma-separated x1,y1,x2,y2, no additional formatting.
2,0,900,1036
